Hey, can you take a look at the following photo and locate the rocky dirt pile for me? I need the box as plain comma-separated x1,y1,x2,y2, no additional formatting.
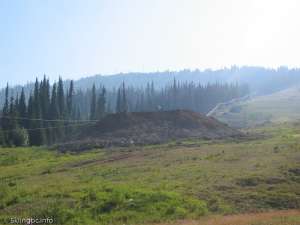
58,110,242,151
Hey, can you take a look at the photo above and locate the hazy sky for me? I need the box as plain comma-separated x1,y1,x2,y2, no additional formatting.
1,0,300,87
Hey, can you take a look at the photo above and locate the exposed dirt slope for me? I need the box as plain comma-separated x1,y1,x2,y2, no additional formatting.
59,110,242,151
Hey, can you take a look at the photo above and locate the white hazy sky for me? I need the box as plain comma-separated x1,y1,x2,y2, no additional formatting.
1,0,300,87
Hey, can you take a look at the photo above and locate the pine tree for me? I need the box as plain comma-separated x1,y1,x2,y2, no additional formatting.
90,84,96,120
96,87,106,119
2,84,9,124
28,79,45,146
3,83,9,114
67,80,74,118
49,83,59,119
121,82,128,113
7,96,17,146
40,75,50,119
57,77,65,118
33,78,40,110
116,88,121,113
1,84,10,144
48,83,60,144
27,94,35,146
172,78,178,110
64,80,75,137
10,96,28,146
18,88,27,128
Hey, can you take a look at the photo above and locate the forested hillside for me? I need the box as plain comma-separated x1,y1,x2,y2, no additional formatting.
1,66,300,106
0,76,248,147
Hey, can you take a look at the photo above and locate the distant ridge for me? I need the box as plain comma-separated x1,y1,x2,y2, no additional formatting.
2,66,300,106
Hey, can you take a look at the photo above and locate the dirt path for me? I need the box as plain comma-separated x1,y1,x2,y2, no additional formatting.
206,95,251,117
55,150,153,172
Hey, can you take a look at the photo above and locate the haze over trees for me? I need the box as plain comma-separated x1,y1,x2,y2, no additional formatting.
64,66,300,95
2,66,300,108
0,76,248,147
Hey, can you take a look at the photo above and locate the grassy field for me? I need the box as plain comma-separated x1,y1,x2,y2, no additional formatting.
0,123,300,224
151,210,300,225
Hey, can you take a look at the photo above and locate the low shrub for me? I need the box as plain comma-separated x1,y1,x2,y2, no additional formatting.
29,185,207,225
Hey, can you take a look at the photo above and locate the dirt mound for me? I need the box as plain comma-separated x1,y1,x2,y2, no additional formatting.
59,110,242,151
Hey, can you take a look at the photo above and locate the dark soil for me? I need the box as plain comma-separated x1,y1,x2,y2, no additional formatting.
58,110,243,152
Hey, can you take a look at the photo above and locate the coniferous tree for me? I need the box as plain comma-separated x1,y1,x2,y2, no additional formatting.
28,79,45,146
96,87,106,119
57,77,65,118
90,84,96,120
2,84,9,125
67,80,74,118
121,82,128,113
2,83,9,115
56,77,66,141
172,78,178,110
49,83,59,120
7,96,17,145
47,83,60,144
39,77,51,144
18,88,27,128
1,84,10,145
116,88,121,113
7,95,29,146
40,76,50,119
65,80,75,137
27,94,35,146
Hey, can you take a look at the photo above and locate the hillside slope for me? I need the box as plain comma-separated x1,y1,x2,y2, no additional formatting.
1,124,300,225
210,87,300,128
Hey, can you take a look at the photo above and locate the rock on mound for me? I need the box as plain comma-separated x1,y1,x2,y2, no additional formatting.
59,110,242,151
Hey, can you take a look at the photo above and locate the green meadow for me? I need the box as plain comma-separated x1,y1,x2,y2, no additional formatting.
0,124,300,225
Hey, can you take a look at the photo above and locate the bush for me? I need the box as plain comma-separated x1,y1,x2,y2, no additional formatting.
81,186,207,224
0,184,20,209
10,127,29,146
24,186,207,225
31,202,77,225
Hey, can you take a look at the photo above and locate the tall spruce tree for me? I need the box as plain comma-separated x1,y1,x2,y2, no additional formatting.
48,83,60,143
116,88,121,113
57,77,65,118
49,83,59,120
56,77,66,142
121,82,128,113
28,79,45,146
18,88,27,128
90,84,96,120
27,94,35,146
7,96,17,145
1,84,10,144
96,87,106,119
8,96,28,146
67,80,74,118
115,82,128,113
39,76,50,119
